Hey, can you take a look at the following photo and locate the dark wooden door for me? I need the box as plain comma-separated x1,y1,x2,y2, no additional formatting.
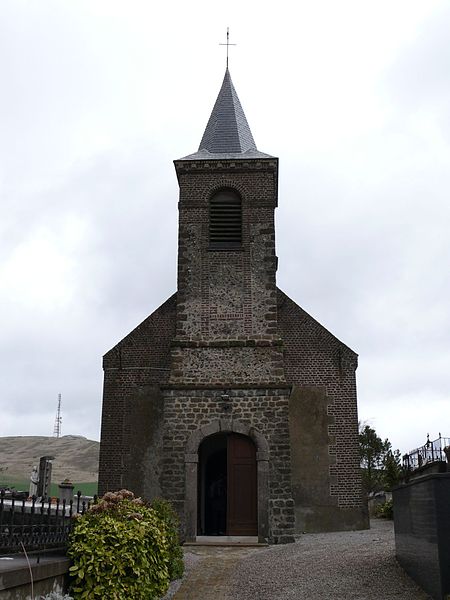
227,434,257,535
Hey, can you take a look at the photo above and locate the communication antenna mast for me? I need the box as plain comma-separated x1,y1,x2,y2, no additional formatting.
53,393,62,438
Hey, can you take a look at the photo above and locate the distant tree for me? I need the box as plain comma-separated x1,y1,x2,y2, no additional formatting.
382,448,402,491
358,424,401,494
359,424,386,493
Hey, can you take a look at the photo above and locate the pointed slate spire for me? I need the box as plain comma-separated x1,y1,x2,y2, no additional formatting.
178,70,273,161
199,69,257,154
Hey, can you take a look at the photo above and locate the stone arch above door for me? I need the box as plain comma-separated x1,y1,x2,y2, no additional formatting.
184,418,269,542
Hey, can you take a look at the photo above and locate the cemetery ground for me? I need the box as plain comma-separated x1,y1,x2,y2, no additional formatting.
0,435,99,496
0,478,97,497
167,519,431,600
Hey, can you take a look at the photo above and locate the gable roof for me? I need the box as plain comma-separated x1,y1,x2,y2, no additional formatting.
277,288,358,358
179,69,273,161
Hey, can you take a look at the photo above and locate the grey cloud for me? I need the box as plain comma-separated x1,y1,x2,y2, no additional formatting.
1,3,449,457
386,5,450,114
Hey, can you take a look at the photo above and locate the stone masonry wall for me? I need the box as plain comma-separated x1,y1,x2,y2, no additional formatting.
171,159,282,387
158,159,297,542
169,341,285,385
161,387,295,543
174,159,279,341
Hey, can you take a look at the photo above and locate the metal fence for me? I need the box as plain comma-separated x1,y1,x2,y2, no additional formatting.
0,490,97,554
403,434,450,471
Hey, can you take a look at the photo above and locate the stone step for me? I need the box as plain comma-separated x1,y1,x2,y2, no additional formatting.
184,535,268,547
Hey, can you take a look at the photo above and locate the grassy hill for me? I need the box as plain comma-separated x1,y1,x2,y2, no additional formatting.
0,435,99,495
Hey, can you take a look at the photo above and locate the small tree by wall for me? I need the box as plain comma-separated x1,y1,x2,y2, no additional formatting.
359,424,402,494
383,449,402,490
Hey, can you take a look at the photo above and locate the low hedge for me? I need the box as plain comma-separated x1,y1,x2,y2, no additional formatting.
375,498,394,519
68,490,183,599
151,497,184,581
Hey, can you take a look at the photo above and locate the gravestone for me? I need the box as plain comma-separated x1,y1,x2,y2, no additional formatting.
37,455,54,499
29,465,39,497
58,479,74,504
444,446,450,469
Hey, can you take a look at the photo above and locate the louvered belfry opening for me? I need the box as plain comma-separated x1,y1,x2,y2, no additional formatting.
209,189,242,249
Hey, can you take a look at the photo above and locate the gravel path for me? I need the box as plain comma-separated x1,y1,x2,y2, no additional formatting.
228,520,431,599
165,520,431,599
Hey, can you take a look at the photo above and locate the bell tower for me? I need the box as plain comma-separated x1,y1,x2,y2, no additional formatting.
170,69,285,386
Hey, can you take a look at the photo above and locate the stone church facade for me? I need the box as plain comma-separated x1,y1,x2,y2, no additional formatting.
98,69,368,543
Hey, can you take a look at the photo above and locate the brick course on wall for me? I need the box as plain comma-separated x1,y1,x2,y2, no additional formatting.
277,289,364,518
98,295,176,494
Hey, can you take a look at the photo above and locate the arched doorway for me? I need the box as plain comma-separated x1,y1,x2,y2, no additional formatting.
198,432,257,536
184,419,269,542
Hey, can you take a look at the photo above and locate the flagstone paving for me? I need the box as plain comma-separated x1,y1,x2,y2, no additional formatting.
172,546,262,600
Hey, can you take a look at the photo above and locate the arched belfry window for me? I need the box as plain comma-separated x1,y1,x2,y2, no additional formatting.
209,189,242,249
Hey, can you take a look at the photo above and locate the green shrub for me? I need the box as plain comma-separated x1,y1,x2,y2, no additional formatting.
68,490,170,600
151,497,184,581
375,498,393,519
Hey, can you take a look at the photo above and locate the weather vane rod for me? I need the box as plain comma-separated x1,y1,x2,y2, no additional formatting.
219,27,236,69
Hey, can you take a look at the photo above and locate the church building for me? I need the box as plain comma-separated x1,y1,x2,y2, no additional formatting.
98,69,368,543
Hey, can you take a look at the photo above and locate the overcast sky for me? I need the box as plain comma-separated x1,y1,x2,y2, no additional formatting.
1,0,449,456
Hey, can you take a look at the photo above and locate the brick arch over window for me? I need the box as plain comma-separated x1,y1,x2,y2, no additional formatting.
184,418,270,542
204,179,249,203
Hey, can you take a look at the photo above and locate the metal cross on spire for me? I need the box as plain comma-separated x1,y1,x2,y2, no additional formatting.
219,27,236,69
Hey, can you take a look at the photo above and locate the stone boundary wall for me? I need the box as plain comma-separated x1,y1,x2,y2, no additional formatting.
393,473,450,600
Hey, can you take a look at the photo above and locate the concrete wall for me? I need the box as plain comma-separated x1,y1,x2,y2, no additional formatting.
405,460,447,482
393,473,450,600
0,555,69,600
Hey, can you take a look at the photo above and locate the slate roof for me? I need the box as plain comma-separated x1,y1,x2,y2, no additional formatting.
178,69,274,161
